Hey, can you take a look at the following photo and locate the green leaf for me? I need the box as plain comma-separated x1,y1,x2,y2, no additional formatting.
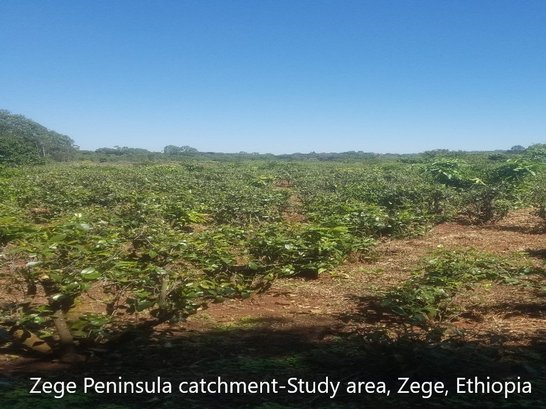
80,267,100,280
136,300,155,311
50,293,65,301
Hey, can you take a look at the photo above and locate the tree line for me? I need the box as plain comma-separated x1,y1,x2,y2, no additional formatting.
2,109,545,165
0,110,77,165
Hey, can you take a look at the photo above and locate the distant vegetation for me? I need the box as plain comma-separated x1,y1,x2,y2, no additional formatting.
0,110,77,165
2,108,546,165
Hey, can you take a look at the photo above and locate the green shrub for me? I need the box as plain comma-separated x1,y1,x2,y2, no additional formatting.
381,250,531,326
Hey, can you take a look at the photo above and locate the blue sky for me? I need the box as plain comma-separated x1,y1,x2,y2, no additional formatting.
1,0,545,154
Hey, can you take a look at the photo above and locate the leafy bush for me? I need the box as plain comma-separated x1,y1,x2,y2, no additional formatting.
381,250,531,327
531,172,546,225
249,223,372,278
459,160,535,224
459,186,512,224
426,159,474,188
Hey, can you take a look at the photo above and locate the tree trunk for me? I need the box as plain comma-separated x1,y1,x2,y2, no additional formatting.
9,326,53,355
51,309,85,363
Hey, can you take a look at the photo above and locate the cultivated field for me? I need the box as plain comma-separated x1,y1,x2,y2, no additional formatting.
1,153,545,408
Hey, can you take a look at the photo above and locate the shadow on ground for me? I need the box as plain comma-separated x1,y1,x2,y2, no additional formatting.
526,248,546,260
481,224,546,235
1,312,545,409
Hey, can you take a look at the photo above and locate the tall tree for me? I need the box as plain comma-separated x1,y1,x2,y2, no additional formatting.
0,110,77,164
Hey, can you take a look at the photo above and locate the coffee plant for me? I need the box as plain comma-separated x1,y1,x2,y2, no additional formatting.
0,155,543,357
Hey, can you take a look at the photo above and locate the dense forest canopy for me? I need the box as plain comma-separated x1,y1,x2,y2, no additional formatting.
0,110,77,165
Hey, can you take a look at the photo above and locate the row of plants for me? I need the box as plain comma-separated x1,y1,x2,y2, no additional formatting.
0,155,543,357
380,249,537,328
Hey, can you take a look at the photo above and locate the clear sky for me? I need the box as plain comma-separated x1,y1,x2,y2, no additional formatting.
1,0,545,154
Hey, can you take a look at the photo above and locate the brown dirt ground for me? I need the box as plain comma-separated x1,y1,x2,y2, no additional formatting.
182,208,546,345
